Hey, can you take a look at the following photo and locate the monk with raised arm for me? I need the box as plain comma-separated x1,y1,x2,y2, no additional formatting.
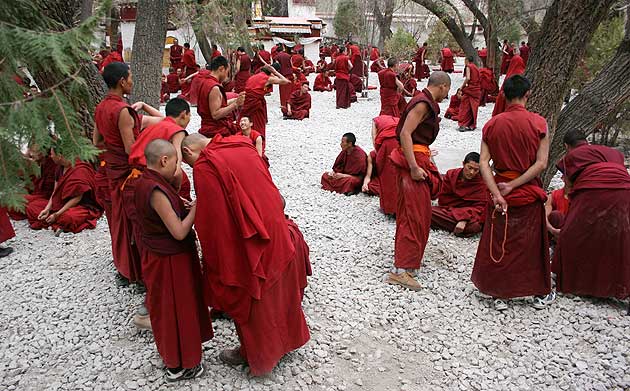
385,72,450,291
239,64,289,136
431,152,487,237
321,133,368,195
133,139,212,382
471,75,554,311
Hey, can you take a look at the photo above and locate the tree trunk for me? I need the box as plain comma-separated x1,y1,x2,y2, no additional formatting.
525,0,615,158
130,0,169,109
193,25,214,63
542,8,630,185
80,0,93,22
374,0,395,50
486,0,501,80
265,0,288,16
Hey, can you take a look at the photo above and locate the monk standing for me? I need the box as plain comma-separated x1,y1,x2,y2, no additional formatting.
371,115,400,215
134,140,212,382
169,38,183,70
457,56,481,132
197,56,244,138
211,44,222,59
234,47,252,93
333,47,353,109
282,81,311,120
378,58,405,117
166,67,181,94
519,41,530,65
239,64,289,136
440,45,454,73
275,45,294,108
472,75,554,311
500,40,513,75
385,72,450,290
181,133,310,376
478,47,488,68
321,133,368,195
554,130,630,300
431,152,487,236
492,54,526,116
0,208,15,257
182,43,198,77
413,43,429,80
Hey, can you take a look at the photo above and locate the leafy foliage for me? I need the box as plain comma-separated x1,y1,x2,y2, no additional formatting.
194,0,252,51
426,21,462,63
0,0,108,209
333,0,364,41
384,28,417,60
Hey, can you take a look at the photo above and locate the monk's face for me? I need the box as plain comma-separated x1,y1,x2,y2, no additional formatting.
239,117,252,133
159,153,178,180
174,39,178,45
340,137,352,151
434,83,451,103
462,161,480,180
301,84,309,93
121,71,133,94
217,65,229,82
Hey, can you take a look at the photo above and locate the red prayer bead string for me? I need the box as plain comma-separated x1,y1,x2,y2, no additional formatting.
489,208,509,264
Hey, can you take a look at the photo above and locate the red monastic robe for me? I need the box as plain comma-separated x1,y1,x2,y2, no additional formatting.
444,94,461,120
472,104,550,299
555,143,630,299
193,136,310,376
282,90,311,120
366,150,381,195
370,47,380,61
100,52,123,72
440,48,454,72
10,156,58,221
373,115,400,215
197,75,239,137
286,217,312,298
334,55,351,109
186,69,211,106
170,44,183,69
133,169,213,369
26,162,102,233
520,45,530,65
321,146,368,194
478,48,488,67
182,49,198,77
234,53,252,93
378,68,401,117
276,52,294,107
431,168,487,235
0,208,15,245
370,59,385,73
313,73,332,91
95,93,142,281
479,68,499,106
500,45,514,74
166,72,180,93
458,63,481,129
492,55,526,117
239,72,269,136
413,47,429,79
392,89,442,269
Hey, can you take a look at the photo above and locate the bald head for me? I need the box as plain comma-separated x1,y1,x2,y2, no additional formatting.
426,71,451,103
428,71,451,87
145,139,176,167
181,133,211,166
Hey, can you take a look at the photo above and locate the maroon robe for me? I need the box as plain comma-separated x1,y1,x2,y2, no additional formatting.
193,135,310,376
10,156,58,221
313,73,332,91
555,143,630,299
197,74,239,137
520,45,530,65
373,115,400,215
166,72,180,93
182,49,198,77
366,150,381,195
170,44,183,69
472,104,550,299
239,72,269,135
321,146,368,194
234,53,252,93
444,95,461,120
378,68,401,117
276,52,294,107
440,48,454,72
458,63,481,129
493,55,526,116
479,68,498,106
431,168,487,235
370,59,386,73
0,208,15,245
413,47,429,79
282,90,311,120
286,217,312,298
334,55,351,109
133,169,213,368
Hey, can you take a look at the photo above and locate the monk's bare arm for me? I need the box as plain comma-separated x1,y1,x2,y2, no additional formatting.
118,109,136,154
480,140,507,211
395,78,406,93
463,66,470,88
505,133,549,191
362,153,374,192
170,131,186,189
48,195,82,222
348,59,353,70
132,101,163,118
209,87,240,120
255,136,263,157
371,121,378,149
268,72,290,85
400,103,429,180
151,189,195,241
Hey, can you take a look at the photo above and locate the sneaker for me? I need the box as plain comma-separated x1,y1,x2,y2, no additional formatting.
219,347,247,366
494,299,508,311
532,290,557,309
165,364,204,382
384,272,421,291
456,126,468,132
0,246,14,258
133,313,152,330
115,272,130,287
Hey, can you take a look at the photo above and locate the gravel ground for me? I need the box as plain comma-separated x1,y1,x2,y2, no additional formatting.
1,71,628,391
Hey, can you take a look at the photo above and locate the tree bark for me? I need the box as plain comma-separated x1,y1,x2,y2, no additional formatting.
542,7,630,185
130,0,169,109
80,0,94,22
264,0,288,16
374,0,395,50
193,25,214,63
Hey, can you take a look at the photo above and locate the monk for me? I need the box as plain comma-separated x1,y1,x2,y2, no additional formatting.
197,56,244,138
413,43,429,80
166,67,181,93
0,208,15,257
239,64,289,136
349,42,364,77
333,46,353,109
321,133,367,195
170,39,183,70
431,152,487,236
385,72,450,291
133,139,212,382
238,116,265,159
492,54,526,116
303,57,315,75
378,58,405,117
371,115,400,215
9,151,58,221
258,45,271,67
457,56,481,132
282,81,311,120
370,56,386,73
313,70,333,91
94,62,163,284
519,41,530,65
500,40,513,75
181,133,310,376
211,44,222,59
26,150,102,233
275,45,294,107
361,150,380,195
478,47,488,68
182,43,198,77
444,88,462,120
554,130,630,300
471,75,553,311
545,175,570,237
100,49,123,73
479,67,498,106
370,46,380,61
316,56,329,73
440,45,454,73
291,50,305,72
234,47,252,93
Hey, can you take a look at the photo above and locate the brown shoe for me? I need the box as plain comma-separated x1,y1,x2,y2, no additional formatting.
219,347,247,366
385,272,422,291
133,313,152,330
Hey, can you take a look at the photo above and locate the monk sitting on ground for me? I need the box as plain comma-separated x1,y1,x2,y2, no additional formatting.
370,56,386,73
282,81,311,120
554,130,630,300
133,139,212,382
238,116,265,159
0,208,15,258
321,133,368,196
431,152,487,237
314,70,333,91
545,174,570,237
444,88,462,120
181,133,310,376
26,149,102,234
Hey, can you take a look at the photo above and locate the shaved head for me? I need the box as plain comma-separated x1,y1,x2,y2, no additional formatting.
428,71,451,87
145,139,176,167
181,133,211,166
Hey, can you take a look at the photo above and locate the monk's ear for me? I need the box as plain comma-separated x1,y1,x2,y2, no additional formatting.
182,146,192,157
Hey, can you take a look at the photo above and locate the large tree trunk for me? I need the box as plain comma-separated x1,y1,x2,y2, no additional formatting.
542,8,630,185
525,0,615,167
80,0,93,22
193,25,214,63
486,0,501,80
374,0,395,50
130,0,169,108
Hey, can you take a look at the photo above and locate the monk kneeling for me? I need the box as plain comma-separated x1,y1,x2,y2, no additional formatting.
282,81,312,120
134,140,212,382
431,152,487,236
26,150,102,234
321,133,368,195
